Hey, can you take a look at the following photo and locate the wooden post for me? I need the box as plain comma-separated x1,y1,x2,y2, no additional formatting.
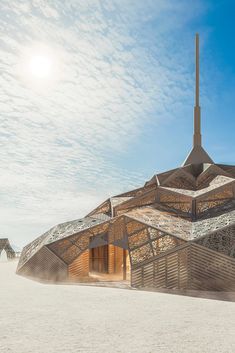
123,249,127,280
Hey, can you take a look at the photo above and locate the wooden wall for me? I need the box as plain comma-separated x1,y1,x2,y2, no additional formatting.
131,244,189,289
108,244,115,273
17,246,67,282
190,244,235,291
68,250,89,280
108,245,123,274
131,243,235,291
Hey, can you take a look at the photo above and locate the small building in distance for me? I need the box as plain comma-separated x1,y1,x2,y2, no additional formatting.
17,35,235,291
0,238,16,260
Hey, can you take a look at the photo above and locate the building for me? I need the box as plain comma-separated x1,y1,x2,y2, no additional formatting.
17,35,235,290
0,238,15,260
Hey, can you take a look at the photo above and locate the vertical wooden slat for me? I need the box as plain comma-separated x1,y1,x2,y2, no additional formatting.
68,250,89,280
123,249,127,280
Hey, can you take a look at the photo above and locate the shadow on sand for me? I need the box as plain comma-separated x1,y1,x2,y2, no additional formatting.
141,287,235,302
19,271,235,302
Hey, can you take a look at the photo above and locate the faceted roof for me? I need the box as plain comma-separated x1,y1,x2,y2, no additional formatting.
17,216,108,269
183,145,214,165
18,161,235,272
125,206,235,241
160,175,235,198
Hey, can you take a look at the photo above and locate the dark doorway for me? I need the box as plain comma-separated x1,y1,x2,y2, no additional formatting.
90,245,108,273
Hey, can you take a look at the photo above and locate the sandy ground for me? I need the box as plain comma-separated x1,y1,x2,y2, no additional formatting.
1,261,235,353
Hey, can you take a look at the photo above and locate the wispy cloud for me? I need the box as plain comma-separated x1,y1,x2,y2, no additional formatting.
0,0,206,247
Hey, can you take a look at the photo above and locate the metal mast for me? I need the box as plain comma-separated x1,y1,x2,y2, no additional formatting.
193,33,201,147
182,33,213,166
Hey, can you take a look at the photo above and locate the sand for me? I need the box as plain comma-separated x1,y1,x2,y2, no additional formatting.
0,261,235,353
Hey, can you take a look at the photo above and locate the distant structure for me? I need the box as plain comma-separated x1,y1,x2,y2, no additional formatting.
17,35,235,291
0,238,15,260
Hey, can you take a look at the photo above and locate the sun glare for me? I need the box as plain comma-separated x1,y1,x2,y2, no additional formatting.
18,44,60,89
29,54,52,79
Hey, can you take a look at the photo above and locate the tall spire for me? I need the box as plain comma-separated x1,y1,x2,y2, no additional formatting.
193,33,201,147
183,33,213,166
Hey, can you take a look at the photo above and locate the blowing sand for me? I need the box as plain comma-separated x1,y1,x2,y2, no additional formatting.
0,261,235,353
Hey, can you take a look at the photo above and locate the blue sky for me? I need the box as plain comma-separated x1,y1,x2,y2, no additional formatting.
0,0,234,247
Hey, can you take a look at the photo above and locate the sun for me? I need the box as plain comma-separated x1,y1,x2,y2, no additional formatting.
29,54,52,79
18,43,60,89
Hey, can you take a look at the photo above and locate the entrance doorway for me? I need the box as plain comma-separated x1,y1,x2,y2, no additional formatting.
89,244,130,281
90,245,108,273
68,245,131,283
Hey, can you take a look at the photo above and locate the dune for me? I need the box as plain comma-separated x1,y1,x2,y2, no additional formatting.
0,260,235,353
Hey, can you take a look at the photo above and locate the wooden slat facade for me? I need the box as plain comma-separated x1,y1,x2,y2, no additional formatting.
108,244,115,273
190,244,235,290
17,246,67,282
131,243,235,291
131,245,190,289
68,250,89,280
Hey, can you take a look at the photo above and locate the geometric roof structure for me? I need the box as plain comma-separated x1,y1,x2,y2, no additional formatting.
0,238,15,260
17,35,235,291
